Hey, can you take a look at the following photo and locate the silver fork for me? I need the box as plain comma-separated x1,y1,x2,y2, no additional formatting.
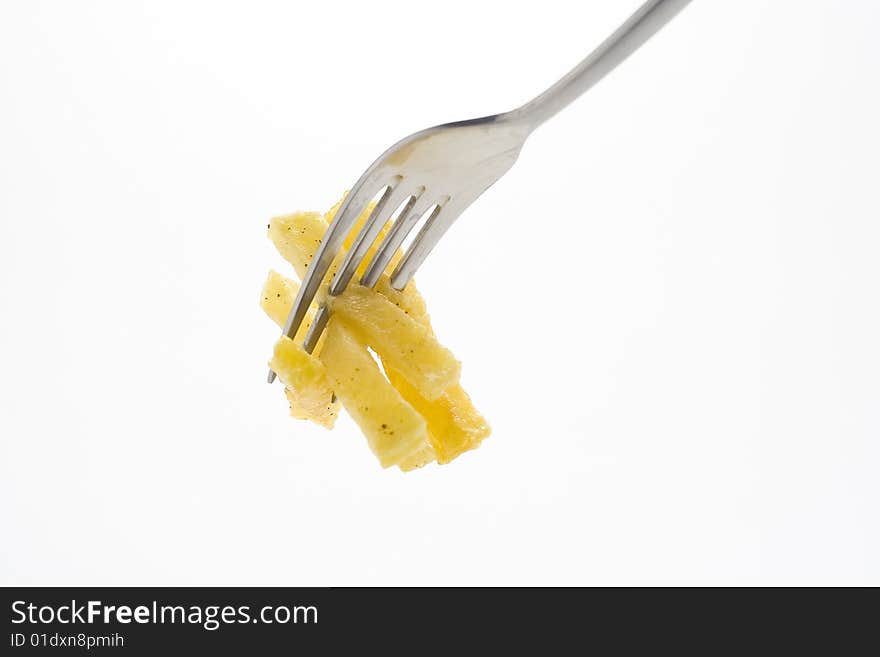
269,0,691,383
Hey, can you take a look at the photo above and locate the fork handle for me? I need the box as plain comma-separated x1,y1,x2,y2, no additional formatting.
505,0,692,130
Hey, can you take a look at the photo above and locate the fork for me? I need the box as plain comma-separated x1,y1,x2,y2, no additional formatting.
269,0,691,383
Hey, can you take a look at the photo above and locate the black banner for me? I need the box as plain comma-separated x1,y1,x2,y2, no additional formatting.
1,587,874,653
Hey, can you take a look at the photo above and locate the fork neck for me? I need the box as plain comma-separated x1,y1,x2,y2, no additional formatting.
500,0,691,132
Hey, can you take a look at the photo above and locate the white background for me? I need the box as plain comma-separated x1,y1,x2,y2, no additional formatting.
1,0,878,585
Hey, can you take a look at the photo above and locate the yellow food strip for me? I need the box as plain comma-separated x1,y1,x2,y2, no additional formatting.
374,276,431,328
261,269,435,467
386,367,489,464
284,387,338,430
264,193,490,468
260,269,327,352
397,442,437,472
270,200,427,324
269,337,338,430
318,318,428,468
330,284,461,400
270,201,399,297
268,211,327,281
325,196,404,279
261,271,338,427
260,270,301,330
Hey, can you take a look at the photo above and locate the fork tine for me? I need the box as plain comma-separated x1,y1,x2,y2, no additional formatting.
302,304,330,354
267,175,385,383
361,195,439,289
389,199,464,290
328,181,412,296
279,185,371,338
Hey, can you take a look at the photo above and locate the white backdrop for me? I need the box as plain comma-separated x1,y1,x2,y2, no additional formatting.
1,0,878,585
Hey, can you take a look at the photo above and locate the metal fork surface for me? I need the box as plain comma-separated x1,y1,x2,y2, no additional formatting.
269,0,691,383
